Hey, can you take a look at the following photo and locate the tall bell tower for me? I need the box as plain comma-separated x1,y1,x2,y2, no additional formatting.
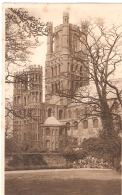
45,12,89,104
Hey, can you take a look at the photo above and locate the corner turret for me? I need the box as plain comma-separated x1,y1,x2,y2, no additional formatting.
63,12,69,24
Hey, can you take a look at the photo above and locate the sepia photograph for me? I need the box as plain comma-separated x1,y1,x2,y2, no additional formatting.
3,3,122,195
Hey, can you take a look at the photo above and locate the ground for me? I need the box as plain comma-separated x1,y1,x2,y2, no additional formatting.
5,169,121,195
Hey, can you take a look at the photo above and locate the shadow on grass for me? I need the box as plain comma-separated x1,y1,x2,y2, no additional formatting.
5,178,121,195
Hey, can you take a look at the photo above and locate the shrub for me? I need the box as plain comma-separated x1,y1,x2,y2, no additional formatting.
81,136,121,171
62,145,77,162
8,153,47,167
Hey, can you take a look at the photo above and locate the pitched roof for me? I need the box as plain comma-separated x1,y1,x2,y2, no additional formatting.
43,116,63,126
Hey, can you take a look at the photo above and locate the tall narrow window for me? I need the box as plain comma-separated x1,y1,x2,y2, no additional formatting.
66,122,70,130
74,121,78,130
55,66,57,76
46,140,50,149
68,110,72,118
52,129,55,135
45,127,50,136
93,118,98,128
51,67,53,77
59,109,63,120
55,83,58,93
83,120,88,129
48,108,52,117
52,142,55,150
59,64,60,74
52,84,54,93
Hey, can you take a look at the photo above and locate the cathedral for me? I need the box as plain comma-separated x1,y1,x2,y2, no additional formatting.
13,12,122,152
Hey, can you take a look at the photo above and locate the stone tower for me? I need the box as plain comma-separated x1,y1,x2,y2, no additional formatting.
13,65,44,150
45,12,89,104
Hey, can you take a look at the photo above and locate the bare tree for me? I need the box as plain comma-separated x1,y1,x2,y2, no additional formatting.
56,19,122,139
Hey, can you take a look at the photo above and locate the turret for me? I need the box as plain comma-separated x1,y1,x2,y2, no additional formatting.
63,12,69,24
46,22,53,60
62,12,69,54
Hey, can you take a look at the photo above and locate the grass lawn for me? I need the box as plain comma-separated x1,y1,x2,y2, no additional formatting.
5,169,121,195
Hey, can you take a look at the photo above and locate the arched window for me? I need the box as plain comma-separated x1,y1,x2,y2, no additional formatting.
59,127,63,135
45,127,50,136
55,66,57,76
52,129,55,135
56,129,58,135
36,92,38,102
51,67,53,77
18,96,20,104
68,110,72,118
58,64,60,74
51,84,54,93
74,121,78,130
55,142,58,149
48,108,52,117
59,109,63,120
55,83,58,93
83,120,88,129
46,140,50,149
52,142,55,150
66,122,70,130
93,118,98,128
58,81,60,90
75,108,79,117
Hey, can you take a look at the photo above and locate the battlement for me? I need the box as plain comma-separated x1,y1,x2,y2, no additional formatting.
47,22,53,26
63,11,69,17
54,24,63,32
69,23,80,31
14,65,42,76
29,64,42,71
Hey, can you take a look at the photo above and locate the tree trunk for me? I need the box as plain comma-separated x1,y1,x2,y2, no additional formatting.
100,99,115,137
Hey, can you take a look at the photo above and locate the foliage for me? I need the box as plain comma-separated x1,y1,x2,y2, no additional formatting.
62,145,77,162
5,8,48,79
5,137,21,154
81,136,121,171
75,148,87,159
5,8,48,122
8,153,47,167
